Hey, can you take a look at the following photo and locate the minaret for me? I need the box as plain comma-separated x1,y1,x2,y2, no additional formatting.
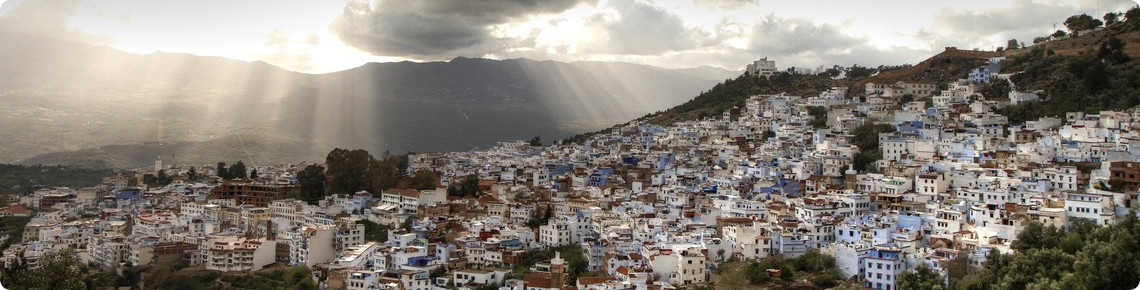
844,164,857,190
155,156,163,173
551,251,566,288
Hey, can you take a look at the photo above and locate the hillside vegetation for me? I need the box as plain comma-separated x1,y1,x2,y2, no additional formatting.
947,215,1140,290
0,164,110,194
999,10,1140,122
572,6,1140,140
649,72,844,124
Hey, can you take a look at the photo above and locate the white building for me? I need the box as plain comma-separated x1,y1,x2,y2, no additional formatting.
747,58,777,77
864,247,906,290
381,188,446,215
1065,191,1115,226
203,235,276,272
539,222,572,247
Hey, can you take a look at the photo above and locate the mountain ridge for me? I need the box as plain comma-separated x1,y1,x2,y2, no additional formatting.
1,33,736,168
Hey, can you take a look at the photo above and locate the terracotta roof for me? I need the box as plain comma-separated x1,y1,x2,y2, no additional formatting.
615,266,630,276
0,204,29,214
524,273,555,288
577,276,617,286
384,188,421,197
477,195,501,204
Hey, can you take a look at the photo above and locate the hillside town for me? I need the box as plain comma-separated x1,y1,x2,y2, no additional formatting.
3,54,1140,290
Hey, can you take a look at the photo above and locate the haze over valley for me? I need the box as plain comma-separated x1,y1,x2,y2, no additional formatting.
0,33,735,168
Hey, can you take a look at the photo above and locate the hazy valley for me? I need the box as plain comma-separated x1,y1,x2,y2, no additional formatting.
0,33,736,168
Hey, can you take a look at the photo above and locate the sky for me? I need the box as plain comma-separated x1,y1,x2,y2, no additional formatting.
0,0,1137,74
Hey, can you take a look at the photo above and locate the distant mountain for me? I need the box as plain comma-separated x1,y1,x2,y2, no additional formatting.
0,33,737,168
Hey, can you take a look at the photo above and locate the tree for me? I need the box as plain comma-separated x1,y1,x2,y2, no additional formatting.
187,166,198,182
1074,239,1135,289
807,106,828,128
899,265,945,290
529,135,542,146
1064,14,1103,33
851,123,896,150
741,261,768,284
1052,29,1067,39
1011,222,1061,251
229,160,248,179
1007,39,1020,50
409,170,436,190
851,122,895,172
216,162,227,179
997,248,1075,289
356,219,390,242
2,249,89,289
944,254,970,288
1097,36,1130,65
448,174,481,197
763,130,776,140
325,148,375,194
525,206,546,229
1104,12,1120,25
1127,6,1140,22
821,66,842,78
847,64,875,78
143,264,178,289
155,169,172,186
370,153,400,194
983,248,1006,277
983,78,1012,99
298,164,326,204
0,251,31,287
401,216,415,231
250,168,259,179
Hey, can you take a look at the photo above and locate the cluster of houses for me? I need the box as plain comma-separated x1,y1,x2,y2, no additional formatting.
3,57,1140,290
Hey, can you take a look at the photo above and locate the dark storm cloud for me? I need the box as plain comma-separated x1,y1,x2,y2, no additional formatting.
0,0,110,44
578,0,703,55
330,0,584,58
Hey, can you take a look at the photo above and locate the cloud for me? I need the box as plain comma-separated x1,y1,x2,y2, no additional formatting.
927,0,1137,49
738,15,931,68
251,29,323,73
329,0,584,58
0,0,110,44
576,0,703,55
748,15,864,57
696,0,756,11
